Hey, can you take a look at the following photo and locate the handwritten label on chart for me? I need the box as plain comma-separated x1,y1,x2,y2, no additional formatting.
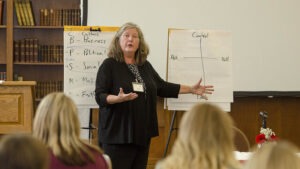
64,26,117,107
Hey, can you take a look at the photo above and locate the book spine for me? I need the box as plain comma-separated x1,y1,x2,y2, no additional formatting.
14,40,20,62
49,8,54,26
29,38,34,62
60,45,63,63
54,9,59,26
33,38,38,62
0,72,7,80
25,0,35,26
77,8,81,26
58,9,62,26
68,9,72,25
62,9,67,25
44,8,49,26
44,45,48,62
25,38,30,62
53,45,57,62
72,9,76,26
0,0,3,25
17,0,27,26
38,45,42,62
48,45,52,62
39,8,44,26
14,0,23,25
20,39,25,62
20,0,30,26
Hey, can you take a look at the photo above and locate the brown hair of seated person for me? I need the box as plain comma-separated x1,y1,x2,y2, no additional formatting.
0,134,49,169
243,140,300,169
155,103,240,169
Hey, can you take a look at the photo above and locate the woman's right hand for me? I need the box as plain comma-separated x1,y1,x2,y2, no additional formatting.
118,88,138,102
106,88,138,104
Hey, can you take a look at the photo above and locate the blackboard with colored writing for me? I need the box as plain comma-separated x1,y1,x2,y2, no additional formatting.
64,26,118,107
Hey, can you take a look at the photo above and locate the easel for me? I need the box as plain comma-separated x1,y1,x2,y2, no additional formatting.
163,110,178,157
81,109,97,144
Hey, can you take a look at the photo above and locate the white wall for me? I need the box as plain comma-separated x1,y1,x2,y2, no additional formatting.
87,0,300,92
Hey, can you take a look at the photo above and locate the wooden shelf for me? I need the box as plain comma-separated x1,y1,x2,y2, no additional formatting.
14,26,64,29
14,62,63,65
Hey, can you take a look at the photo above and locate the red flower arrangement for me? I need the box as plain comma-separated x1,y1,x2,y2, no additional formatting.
255,127,278,145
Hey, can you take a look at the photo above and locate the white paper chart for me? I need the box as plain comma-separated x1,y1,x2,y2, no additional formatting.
64,26,118,108
167,29,233,111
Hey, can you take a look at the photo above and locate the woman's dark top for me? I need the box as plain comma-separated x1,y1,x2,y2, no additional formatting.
95,57,180,146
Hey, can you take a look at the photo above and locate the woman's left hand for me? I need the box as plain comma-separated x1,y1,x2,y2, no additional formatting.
191,78,214,100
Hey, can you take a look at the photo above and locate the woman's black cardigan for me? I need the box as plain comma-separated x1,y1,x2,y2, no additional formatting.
95,58,180,146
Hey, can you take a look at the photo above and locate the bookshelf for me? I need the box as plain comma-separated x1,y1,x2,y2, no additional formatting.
0,0,7,81
0,0,87,101
0,0,4,25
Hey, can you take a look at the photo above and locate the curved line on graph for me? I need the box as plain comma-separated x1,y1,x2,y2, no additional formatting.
199,38,206,86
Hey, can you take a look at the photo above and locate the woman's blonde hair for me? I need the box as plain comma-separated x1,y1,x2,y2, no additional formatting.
243,141,300,169
33,92,103,165
156,103,240,169
107,22,149,65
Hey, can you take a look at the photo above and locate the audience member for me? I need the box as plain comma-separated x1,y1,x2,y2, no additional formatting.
33,92,111,169
155,103,241,169
0,133,49,169
243,140,300,169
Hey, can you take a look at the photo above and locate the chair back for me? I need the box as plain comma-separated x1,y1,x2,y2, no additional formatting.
233,126,251,152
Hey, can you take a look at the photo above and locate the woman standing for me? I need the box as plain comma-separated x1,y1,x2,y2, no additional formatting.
95,22,214,169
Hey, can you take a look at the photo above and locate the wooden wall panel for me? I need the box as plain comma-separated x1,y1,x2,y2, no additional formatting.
0,81,35,134
231,96,300,148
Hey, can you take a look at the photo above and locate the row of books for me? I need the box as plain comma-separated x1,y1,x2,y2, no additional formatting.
0,0,3,25
0,72,6,80
14,38,63,63
14,0,81,26
40,8,81,26
14,0,35,26
35,81,63,100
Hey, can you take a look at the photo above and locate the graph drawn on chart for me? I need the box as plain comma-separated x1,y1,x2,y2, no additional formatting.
167,29,233,103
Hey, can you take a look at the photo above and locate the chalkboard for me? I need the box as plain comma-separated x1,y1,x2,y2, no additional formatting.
64,26,118,107
88,0,300,93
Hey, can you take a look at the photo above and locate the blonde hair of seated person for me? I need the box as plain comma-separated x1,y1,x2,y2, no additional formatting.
0,134,49,169
33,92,109,167
243,140,300,169
155,103,240,169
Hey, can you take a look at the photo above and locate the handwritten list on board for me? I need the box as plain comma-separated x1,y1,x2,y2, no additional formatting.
64,26,118,107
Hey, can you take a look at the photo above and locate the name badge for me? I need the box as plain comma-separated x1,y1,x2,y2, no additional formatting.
132,82,144,92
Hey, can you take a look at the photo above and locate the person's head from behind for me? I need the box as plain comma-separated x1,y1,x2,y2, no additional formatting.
157,103,238,169
0,134,49,169
33,92,86,165
108,22,149,65
243,140,300,169
33,92,80,144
